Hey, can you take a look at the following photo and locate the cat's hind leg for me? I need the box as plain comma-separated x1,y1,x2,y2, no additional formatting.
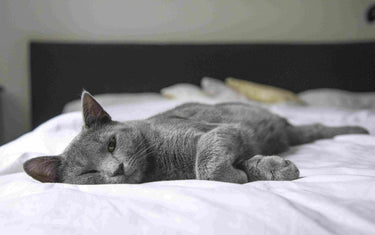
286,123,369,146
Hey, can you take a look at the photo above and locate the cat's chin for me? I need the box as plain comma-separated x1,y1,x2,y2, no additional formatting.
125,168,145,184
107,169,144,184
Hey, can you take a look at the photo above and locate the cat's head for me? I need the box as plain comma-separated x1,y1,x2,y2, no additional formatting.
23,91,149,184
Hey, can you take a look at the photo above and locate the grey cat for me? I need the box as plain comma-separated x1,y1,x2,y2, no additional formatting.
24,91,369,184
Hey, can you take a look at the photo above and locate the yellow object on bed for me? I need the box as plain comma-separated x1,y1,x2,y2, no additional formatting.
225,77,302,104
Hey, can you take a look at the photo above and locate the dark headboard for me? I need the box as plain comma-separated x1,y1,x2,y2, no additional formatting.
30,42,375,128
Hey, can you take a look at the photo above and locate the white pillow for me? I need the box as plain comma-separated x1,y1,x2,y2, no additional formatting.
298,89,375,110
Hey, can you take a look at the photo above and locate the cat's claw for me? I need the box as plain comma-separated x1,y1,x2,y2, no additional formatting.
240,155,300,181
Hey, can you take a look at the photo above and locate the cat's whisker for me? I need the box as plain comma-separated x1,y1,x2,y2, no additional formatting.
133,139,148,152
133,140,155,154
133,142,157,157
129,146,157,167
132,148,156,162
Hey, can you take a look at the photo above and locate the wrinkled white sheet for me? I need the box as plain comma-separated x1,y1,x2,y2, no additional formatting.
1,100,375,235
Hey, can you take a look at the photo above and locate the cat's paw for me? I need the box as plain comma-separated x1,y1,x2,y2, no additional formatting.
240,155,300,181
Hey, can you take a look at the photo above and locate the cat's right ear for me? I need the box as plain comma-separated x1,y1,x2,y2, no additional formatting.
81,90,112,128
23,156,61,183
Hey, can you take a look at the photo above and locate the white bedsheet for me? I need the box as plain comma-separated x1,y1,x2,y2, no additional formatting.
1,100,375,235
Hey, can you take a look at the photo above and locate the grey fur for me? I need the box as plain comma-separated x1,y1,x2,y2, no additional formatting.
23,92,369,184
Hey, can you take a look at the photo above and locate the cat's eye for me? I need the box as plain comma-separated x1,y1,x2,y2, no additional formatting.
108,136,116,153
79,169,99,176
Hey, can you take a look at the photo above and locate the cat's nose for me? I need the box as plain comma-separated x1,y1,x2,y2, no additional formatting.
112,163,124,177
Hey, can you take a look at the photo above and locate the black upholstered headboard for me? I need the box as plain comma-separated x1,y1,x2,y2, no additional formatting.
30,42,375,128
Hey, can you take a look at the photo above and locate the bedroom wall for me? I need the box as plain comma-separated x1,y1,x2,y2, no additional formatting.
0,0,375,144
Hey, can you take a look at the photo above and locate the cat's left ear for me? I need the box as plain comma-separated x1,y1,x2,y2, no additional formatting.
23,156,61,183
81,90,112,128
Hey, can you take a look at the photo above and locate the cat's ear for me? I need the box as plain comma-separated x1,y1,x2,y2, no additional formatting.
81,90,111,128
23,156,61,183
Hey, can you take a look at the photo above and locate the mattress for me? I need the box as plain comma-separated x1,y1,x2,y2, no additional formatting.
1,95,375,234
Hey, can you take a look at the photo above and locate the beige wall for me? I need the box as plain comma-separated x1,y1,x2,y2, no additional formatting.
1,0,375,143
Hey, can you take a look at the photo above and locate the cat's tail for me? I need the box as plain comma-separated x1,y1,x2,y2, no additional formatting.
286,123,369,146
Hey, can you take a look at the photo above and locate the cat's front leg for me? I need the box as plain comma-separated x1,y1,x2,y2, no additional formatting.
195,125,252,184
238,155,300,181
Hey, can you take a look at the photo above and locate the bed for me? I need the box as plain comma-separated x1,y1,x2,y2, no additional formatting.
1,42,375,234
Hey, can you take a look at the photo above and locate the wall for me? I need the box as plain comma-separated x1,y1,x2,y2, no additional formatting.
1,0,375,144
